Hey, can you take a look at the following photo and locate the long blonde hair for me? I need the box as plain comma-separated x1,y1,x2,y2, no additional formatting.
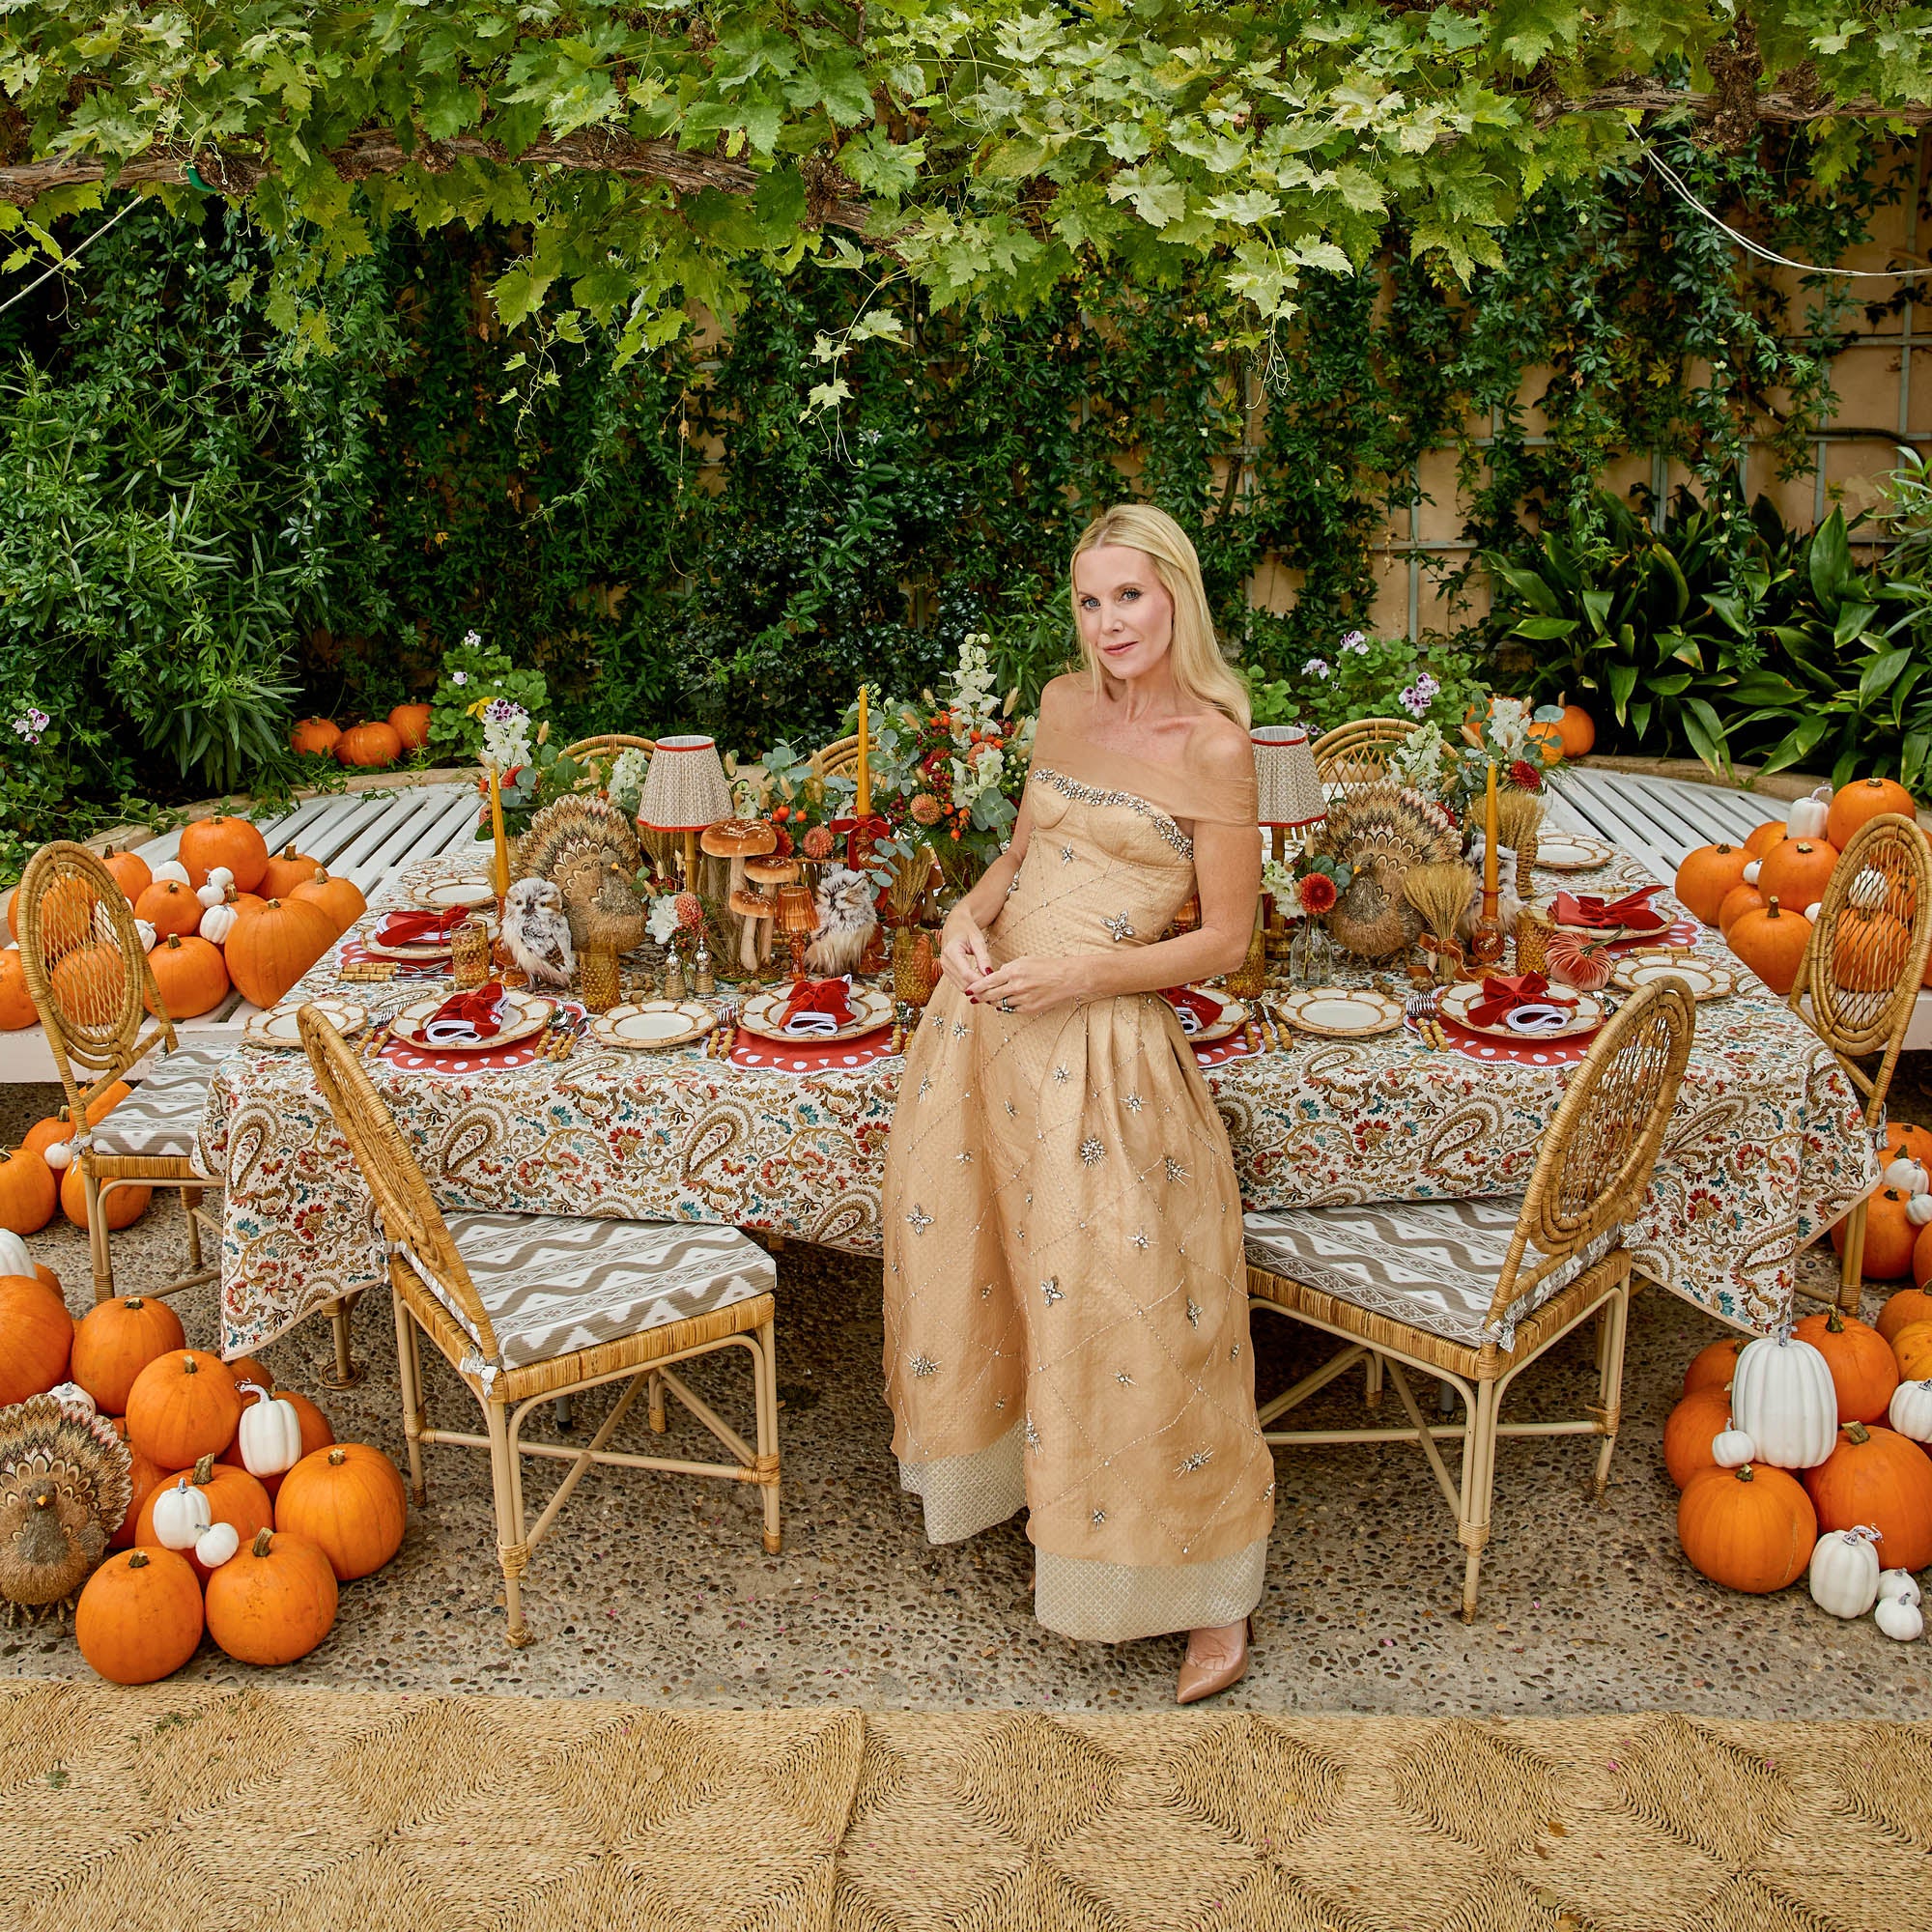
1068,504,1251,727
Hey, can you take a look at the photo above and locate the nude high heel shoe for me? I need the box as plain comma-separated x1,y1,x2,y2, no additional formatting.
1176,1616,1252,1706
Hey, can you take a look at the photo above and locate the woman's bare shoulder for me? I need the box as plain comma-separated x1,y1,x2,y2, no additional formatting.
1185,709,1254,775
1037,672,1088,720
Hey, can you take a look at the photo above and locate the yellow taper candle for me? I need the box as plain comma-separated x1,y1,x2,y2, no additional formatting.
855,685,870,817
1482,759,1499,897
489,765,511,897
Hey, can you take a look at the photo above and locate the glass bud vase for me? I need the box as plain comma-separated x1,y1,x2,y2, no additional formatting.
1289,918,1335,987
580,941,620,1012
892,924,939,1009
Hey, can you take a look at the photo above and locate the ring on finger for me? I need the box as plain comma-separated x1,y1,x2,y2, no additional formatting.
998,998,1015,1013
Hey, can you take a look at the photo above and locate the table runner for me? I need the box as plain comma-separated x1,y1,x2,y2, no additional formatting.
200,852,1875,1355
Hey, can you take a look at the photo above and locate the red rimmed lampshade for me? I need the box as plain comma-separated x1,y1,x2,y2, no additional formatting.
636,735,734,883
1252,724,1325,855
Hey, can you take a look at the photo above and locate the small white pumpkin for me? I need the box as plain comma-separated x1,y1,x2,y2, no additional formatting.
207,866,234,892
195,881,227,910
1786,786,1833,840
149,859,189,887
1848,867,1890,911
150,1476,213,1551
1889,1378,1932,1443
199,901,239,945
1804,900,1824,922
132,918,156,952
193,1521,241,1570
1712,1426,1756,1468
1810,1524,1882,1619
46,1381,95,1416
0,1230,33,1276
1731,1330,1838,1471
1878,1568,1922,1608
1908,1196,1932,1229
1876,1595,1924,1641
234,1380,302,1478
1743,859,1762,886
1883,1156,1929,1195
43,1140,71,1171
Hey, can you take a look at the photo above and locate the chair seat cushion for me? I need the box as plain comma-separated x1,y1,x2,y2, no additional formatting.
1243,1198,1616,1350
89,1046,226,1169
404,1212,775,1372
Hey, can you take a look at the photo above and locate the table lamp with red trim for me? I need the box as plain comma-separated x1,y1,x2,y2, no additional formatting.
636,735,734,887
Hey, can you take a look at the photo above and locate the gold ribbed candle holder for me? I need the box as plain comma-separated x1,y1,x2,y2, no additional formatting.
580,942,620,1012
1514,907,1552,976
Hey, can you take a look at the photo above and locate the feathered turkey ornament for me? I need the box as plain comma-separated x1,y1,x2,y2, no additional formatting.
806,865,878,979
1320,785,1462,961
0,1394,132,1625
517,796,647,952
502,877,575,988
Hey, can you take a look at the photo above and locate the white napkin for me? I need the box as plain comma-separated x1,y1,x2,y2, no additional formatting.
422,998,504,1045
1172,1006,1202,1037
782,1009,842,1037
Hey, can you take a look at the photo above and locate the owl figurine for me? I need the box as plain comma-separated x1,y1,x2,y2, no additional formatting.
805,865,878,979
503,876,575,987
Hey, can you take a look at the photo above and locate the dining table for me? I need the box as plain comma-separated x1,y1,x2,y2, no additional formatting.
197,843,1878,1360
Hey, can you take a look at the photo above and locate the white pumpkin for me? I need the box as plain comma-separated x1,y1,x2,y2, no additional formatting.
1878,1567,1922,1607
150,1476,213,1551
1786,787,1833,840
1804,901,1824,922
199,901,239,945
1809,1524,1882,1619
1847,867,1889,911
0,1230,33,1277
1876,1595,1923,1641
1712,1427,1756,1468
149,859,190,887
1743,859,1762,886
1908,1196,1932,1229
43,1140,71,1171
1882,1156,1928,1195
207,866,234,892
46,1381,95,1416
193,1521,241,1570
234,1381,302,1477
195,881,227,910
132,918,156,952
1730,1331,1838,1470
1889,1378,1932,1443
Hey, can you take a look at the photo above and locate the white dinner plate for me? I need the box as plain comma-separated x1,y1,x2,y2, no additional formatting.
412,873,497,912
242,995,368,1049
1273,988,1405,1038
1610,956,1737,1000
588,1002,717,1051
1166,987,1247,1045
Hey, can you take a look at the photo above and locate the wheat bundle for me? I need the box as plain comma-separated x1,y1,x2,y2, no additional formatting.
1495,787,1545,872
1403,861,1477,945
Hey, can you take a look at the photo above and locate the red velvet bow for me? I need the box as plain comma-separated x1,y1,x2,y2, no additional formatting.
1465,972,1577,1030
829,812,893,872
423,981,504,1038
780,977,854,1026
376,906,473,946
1161,985,1221,1033
1549,886,1665,933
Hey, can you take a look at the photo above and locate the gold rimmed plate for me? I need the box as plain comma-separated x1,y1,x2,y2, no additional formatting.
588,1001,717,1051
1533,833,1616,872
242,995,368,1050
1273,988,1405,1039
1165,986,1247,1045
387,989,556,1054
1611,956,1737,1001
1441,982,1605,1040
412,873,497,912
737,984,896,1044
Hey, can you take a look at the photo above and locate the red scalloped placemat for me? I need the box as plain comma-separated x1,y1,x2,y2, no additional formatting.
1418,1012,1596,1067
730,1026,899,1073
378,1002,584,1074
1194,1032,1263,1068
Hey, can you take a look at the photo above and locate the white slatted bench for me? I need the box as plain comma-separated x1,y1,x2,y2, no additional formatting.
2,779,487,1082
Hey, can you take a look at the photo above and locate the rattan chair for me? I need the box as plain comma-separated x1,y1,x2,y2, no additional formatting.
811,731,869,784
1787,811,1932,1312
14,842,223,1304
562,732,656,782
1245,977,1695,1620
297,1003,782,1647
1312,717,1413,789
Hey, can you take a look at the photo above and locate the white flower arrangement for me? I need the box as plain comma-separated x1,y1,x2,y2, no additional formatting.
607,747,649,817
479,696,533,775
1389,722,1452,796
646,894,682,947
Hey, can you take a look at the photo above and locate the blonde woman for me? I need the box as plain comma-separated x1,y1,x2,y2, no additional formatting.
880,504,1273,1704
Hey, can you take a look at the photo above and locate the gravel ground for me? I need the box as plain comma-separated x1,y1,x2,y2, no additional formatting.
4,1066,1925,1717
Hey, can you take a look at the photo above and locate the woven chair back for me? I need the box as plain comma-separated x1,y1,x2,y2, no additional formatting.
1312,718,1411,789
1485,976,1696,1326
14,841,178,1121
296,1004,498,1356
563,733,656,781
811,733,867,783
1790,811,1932,1121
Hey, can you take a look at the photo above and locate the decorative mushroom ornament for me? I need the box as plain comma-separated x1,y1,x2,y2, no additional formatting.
1878,1568,1922,1608
1876,1594,1924,1641
1730,1328,1838,1470
1809,1523,1882,1618
234,1381,303,1479
150,1476,213,1552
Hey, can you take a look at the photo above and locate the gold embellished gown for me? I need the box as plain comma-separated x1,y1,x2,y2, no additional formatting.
880,708,1275,1641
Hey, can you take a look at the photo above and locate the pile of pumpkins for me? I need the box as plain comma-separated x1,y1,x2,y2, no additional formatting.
1666,1284,1932,1636
1673,774,1920,996
1,813,366,1043
289,704,431,771
0,1075,148,1237
0,1251,406,1681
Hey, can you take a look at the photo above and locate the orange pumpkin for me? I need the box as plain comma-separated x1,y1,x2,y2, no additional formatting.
74,1548,204,1685
1882,1284,1932,1339
223,897,337,1009
0,952,35,1031
7,872,96,950
205,1527,338,1666
1552,696,1595,758
289,718,342,757
107,1418,168,1553
274,1442,407,1579
1677,1463,1816,1593
1802,1421,1932,1571
1885,1123,1932,1172
0,1275,72,1404
1756,838,1840,909
1793,1304,1899,1425
1728,896,1812,996
225,1356,271,1393
388,702,433,753
1832,908,1913,994
99,844,154,904
60,1163,151,1232
135,878,202,939
143,933,229,1020
21,1081,129,1168
0,1151,57,1235
1663,1386,1736,1489
1717,882,1766,937
1524,719,1565,765
125,1350,242,1470
48,942,123,1027
335,722,402,769
1893,1319,1932,1381
137,1455,275,1582
180,814,270,894
257,1389,336,1501
70,1293,186,1414
258,843,321,899
1682,1336,1745,1399
1743,819,1787,860
1831,1185,1918,1282
1827,776,1918,852
289,867,367,938
1674,843,1751,926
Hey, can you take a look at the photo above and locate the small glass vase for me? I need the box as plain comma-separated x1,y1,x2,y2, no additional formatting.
1226,905,1269,1001
1287,918,1336,987
450,917,491,991
892,924,939,1009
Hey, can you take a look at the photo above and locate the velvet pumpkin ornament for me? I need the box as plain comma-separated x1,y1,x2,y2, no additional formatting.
1678,1463,1816,1594
125,1350,242,1470
222,896,336,1009
180,814,270,894
75,1548,205,1685
205,1528,338,1666
70,1293,186,1414
1802,1422,1932,1572
273,1442,406,1579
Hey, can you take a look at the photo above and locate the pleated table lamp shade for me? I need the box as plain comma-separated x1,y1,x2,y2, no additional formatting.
1251,725,1326,841
636,735,734,882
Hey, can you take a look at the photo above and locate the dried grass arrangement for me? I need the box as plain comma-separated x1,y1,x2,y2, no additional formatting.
1495,787,1545,875
1403,861,1477,949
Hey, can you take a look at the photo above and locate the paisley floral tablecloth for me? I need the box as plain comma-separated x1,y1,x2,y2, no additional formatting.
199,855,1876,1356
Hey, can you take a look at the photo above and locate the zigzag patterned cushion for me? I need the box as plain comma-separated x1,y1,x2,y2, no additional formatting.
401,1212,775,1372
1243,1198,1617,1351
89,1045,226,1168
